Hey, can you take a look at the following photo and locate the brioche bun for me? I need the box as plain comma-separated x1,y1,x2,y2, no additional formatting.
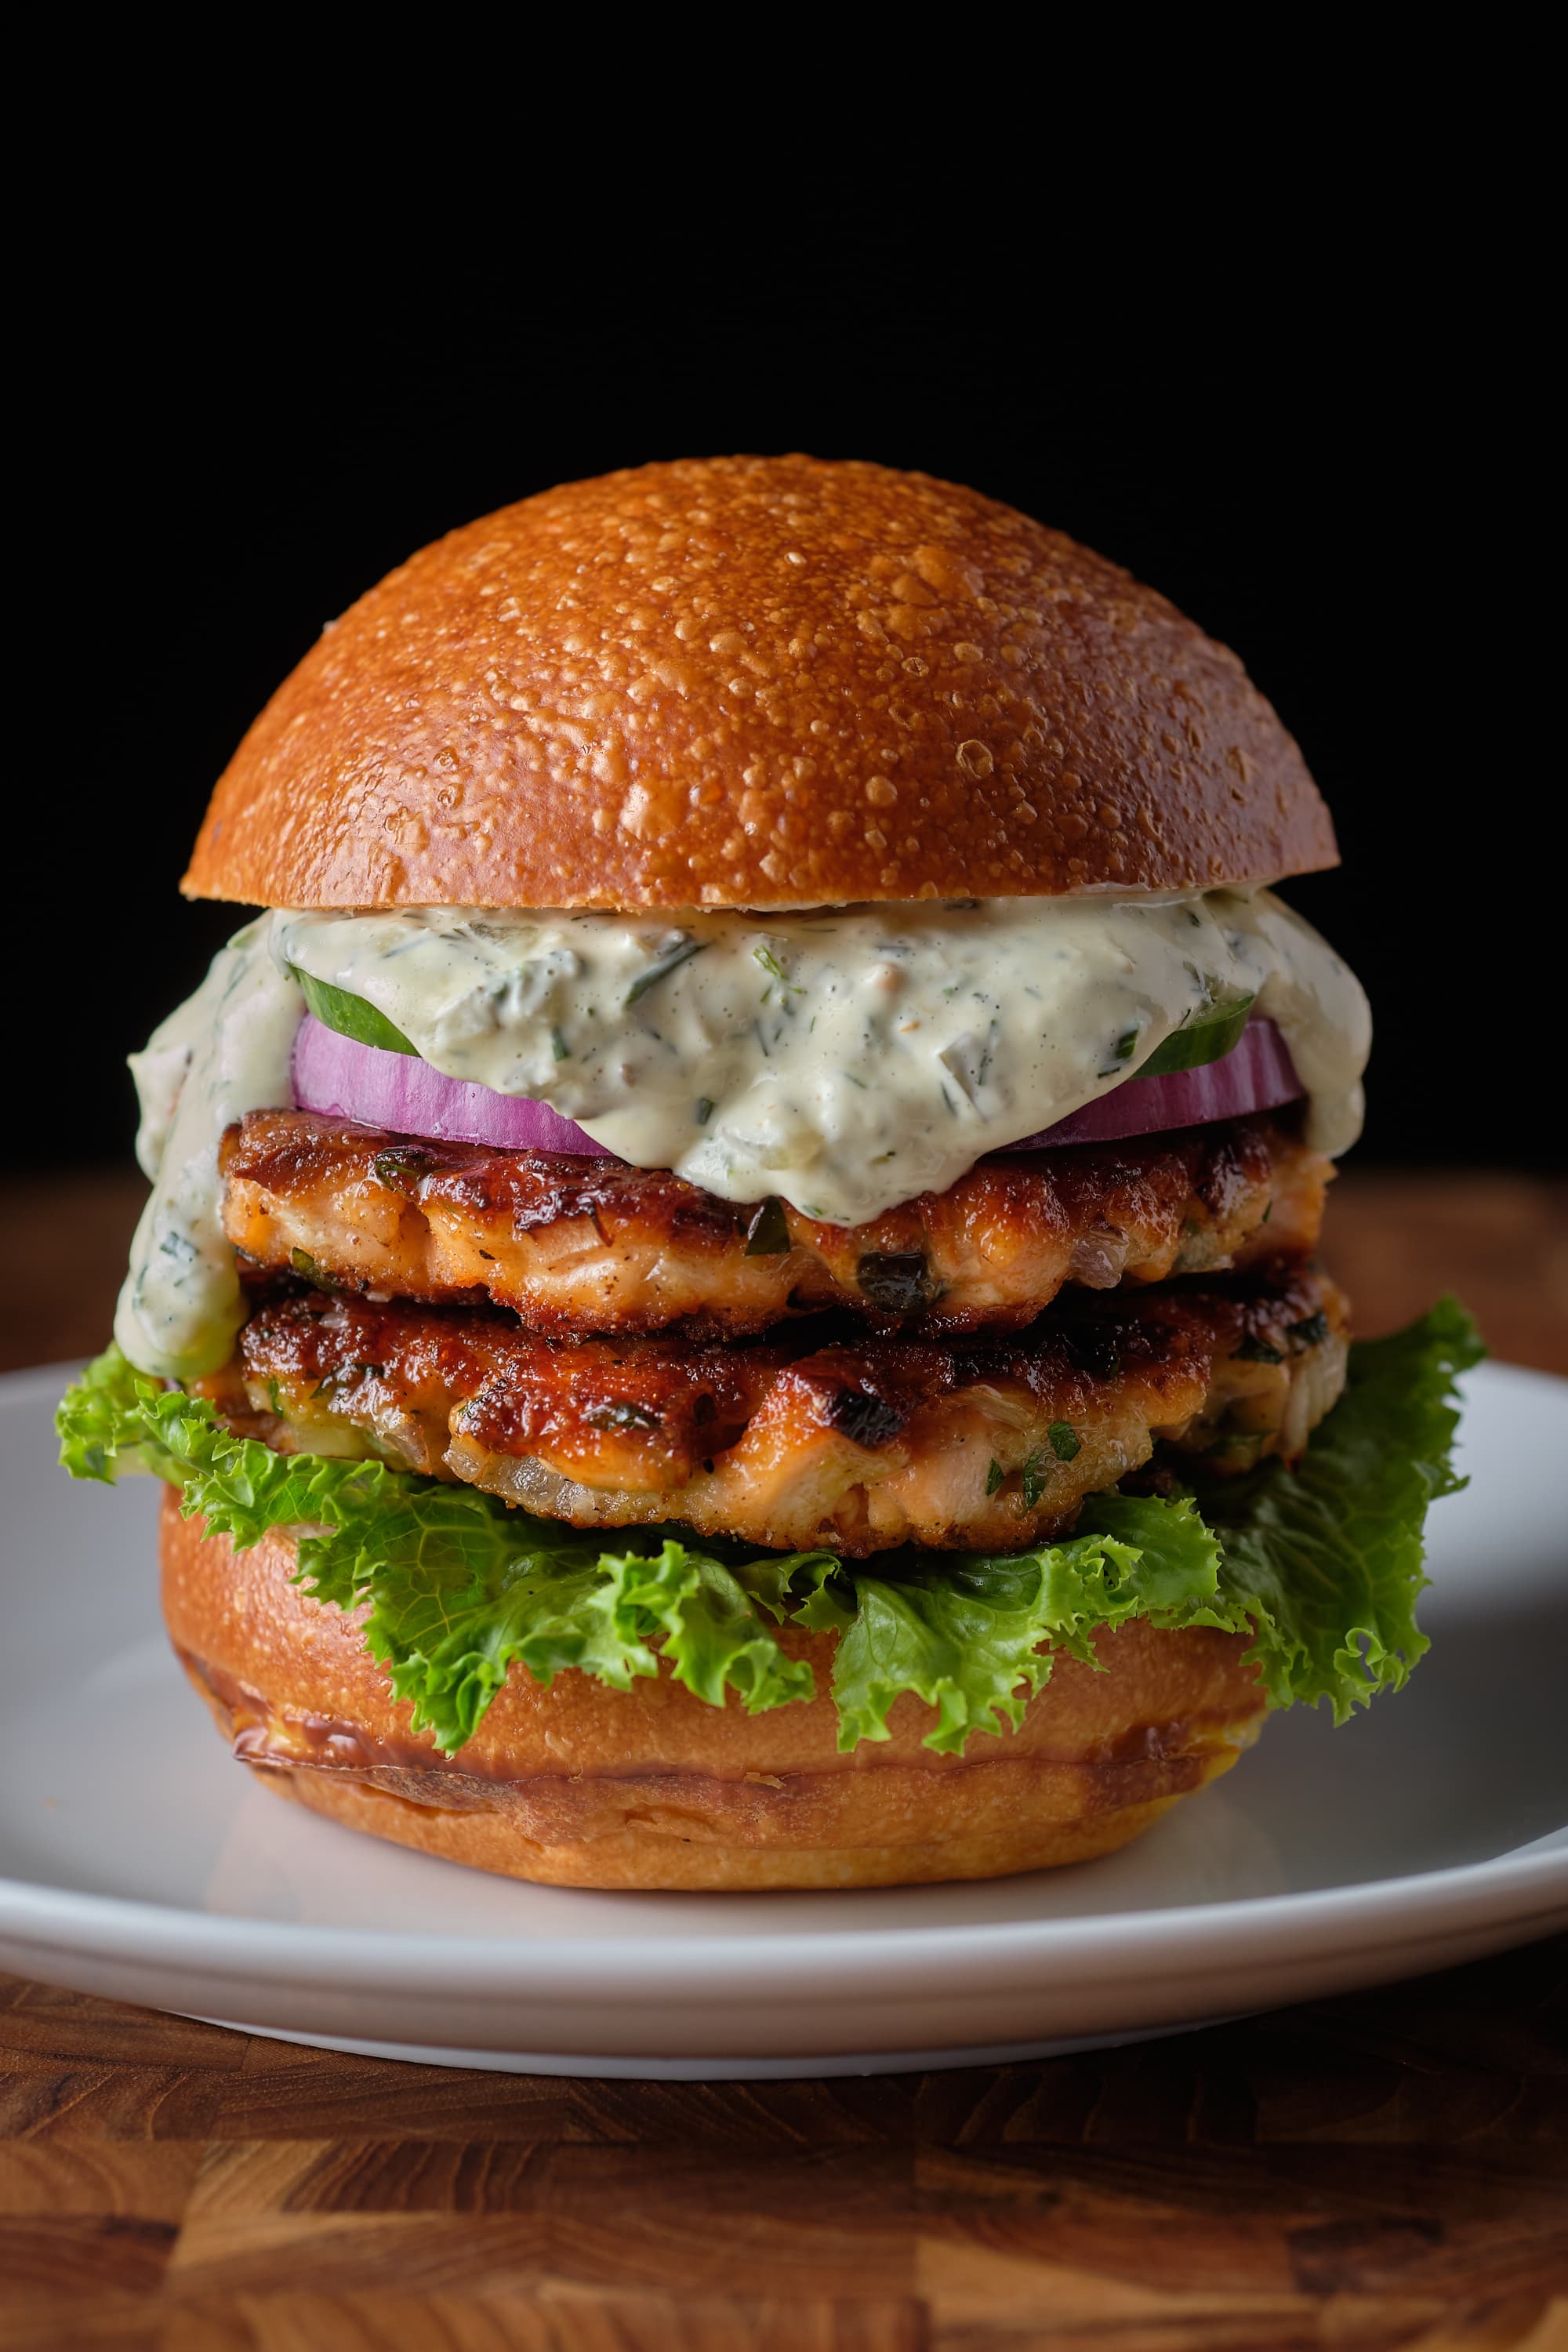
162,1494,1267,1890
183,455,1335,914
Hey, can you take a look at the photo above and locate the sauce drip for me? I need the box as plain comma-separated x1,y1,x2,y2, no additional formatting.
115,922,302,1380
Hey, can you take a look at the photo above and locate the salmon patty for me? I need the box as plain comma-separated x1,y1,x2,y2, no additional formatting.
202,1261,1348,1557
221,1110,1330,1341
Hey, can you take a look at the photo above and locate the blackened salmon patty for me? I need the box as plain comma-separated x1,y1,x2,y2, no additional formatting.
221,1109,1329,1341
203,1261,1348,1557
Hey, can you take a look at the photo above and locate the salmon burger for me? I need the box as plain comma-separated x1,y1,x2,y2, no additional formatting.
60,456,1479,1889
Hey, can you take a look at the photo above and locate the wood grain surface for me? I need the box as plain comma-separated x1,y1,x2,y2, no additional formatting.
2,1166,1565,2350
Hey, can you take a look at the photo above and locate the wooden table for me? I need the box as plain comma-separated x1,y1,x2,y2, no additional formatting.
2,1169,1565,2350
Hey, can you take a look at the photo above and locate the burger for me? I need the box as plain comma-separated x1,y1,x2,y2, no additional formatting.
58,456,1479,1890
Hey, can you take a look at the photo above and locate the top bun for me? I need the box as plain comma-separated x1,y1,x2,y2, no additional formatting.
183,456,1336,910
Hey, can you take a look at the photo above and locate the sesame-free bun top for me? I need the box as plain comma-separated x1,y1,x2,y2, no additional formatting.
183,455,1337,910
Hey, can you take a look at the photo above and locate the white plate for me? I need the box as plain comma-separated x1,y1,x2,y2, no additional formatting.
1,1359,1564,2078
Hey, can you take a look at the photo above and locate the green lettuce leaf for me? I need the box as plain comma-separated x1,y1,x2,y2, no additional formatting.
55,1354,818,1752
56,1299,1480,1757
55,1344,180,1483
830,1494,1229,1755
1194,1294,1484,1719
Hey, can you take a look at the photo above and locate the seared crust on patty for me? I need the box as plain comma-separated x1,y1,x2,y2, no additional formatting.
208,1262,1348,1556
221,1110,1329,1340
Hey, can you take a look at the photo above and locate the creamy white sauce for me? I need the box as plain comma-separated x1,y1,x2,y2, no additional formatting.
278,889,1368,1204
115,921,303,1381
120,889,1369,1381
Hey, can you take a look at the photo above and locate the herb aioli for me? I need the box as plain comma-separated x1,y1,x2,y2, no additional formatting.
120,890,1368,1381
114,923,303,1381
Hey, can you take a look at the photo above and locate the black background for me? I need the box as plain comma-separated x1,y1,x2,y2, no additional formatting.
12,189,1552,1171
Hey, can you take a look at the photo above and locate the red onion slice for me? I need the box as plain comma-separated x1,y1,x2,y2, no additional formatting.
1006,1017,1302,1150
290,1011,1302,1171
291,1015,614,1155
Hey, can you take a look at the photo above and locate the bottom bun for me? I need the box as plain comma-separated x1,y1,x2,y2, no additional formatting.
161,1493,1269,1891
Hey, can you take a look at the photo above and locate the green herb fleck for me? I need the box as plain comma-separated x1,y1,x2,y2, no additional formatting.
551,1027,570,1063
1235,1333,1286,1365
626,938,706,1006
985,1459,1006,1497
1288,1312,1330,1348
753,945,803,996
975,1018,1000,1089
1019,1451,1050,1512
695,1097,714,1126
289,1248,319,1280
372,1147,436,1191
1209,1429,1279,1465
743,1198,791,1257
1047,1421,1080,1461
587,1402,662,1432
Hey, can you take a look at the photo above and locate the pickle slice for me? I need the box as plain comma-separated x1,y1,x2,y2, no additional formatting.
292,970,419,1057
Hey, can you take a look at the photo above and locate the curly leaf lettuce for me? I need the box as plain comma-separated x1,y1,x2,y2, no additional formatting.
55,1350,820,1752
827,1496,1229,1755
58,1300,1480,1757
1196,1294,1484,1717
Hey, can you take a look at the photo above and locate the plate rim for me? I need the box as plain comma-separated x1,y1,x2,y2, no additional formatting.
2,1841,1564,2001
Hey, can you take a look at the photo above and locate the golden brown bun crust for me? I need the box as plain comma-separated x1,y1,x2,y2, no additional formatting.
161,1496,1266,1890
183,456,1336,911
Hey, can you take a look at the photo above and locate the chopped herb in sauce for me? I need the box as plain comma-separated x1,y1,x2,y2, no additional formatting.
753,945,803,996
626,937,706,1005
